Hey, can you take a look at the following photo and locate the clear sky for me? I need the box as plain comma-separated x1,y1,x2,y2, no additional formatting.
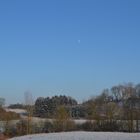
0,0,140,104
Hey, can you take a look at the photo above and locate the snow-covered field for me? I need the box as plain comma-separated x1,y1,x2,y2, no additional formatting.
9,131,140,140
5,108,27,114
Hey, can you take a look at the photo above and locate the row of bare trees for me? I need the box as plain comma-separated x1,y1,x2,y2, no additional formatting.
84,83,140,132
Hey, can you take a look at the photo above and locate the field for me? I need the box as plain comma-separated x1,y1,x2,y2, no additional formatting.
9,131,140,140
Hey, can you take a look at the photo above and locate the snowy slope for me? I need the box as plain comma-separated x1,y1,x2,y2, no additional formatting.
9,131,140,140
5,108,26,114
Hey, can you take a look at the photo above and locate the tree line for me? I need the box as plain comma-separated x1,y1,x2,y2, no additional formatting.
33,83,140,132
34,95,77,118
1,82,140,138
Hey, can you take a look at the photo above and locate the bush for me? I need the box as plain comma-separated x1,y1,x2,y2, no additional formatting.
99,120,120,131
79,120,123,132
0,108,20,121
81,121,94,131
16,120,28,136
53,119,75,132
42,121,53,133
4,125,18,138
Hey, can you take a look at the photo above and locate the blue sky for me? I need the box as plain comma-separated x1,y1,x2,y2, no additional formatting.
0,0,140,104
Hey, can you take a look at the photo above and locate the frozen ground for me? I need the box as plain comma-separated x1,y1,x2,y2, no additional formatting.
5,108,27,114
9,131,140,140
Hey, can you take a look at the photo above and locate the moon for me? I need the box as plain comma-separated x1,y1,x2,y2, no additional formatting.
78,40,81,44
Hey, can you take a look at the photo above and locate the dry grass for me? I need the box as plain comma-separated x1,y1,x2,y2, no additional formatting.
0,108,20,121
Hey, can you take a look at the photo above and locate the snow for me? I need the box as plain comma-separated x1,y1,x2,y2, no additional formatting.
74,119,87,124
31,118,87,124
5,108,27,114
9,131,140,140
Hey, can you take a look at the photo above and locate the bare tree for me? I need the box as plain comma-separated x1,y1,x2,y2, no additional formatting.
24,91,34,134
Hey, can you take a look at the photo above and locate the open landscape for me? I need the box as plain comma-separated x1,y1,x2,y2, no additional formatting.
0,0,140,139
1,84,140,139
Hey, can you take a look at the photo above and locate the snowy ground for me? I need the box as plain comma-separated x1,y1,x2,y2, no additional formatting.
5,108,27,114
9,131,140,140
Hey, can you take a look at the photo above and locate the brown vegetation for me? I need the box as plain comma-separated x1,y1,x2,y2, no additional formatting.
0,108,20,121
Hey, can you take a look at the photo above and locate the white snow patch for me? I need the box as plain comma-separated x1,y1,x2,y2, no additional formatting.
5,109,27,114
9,131,140,140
